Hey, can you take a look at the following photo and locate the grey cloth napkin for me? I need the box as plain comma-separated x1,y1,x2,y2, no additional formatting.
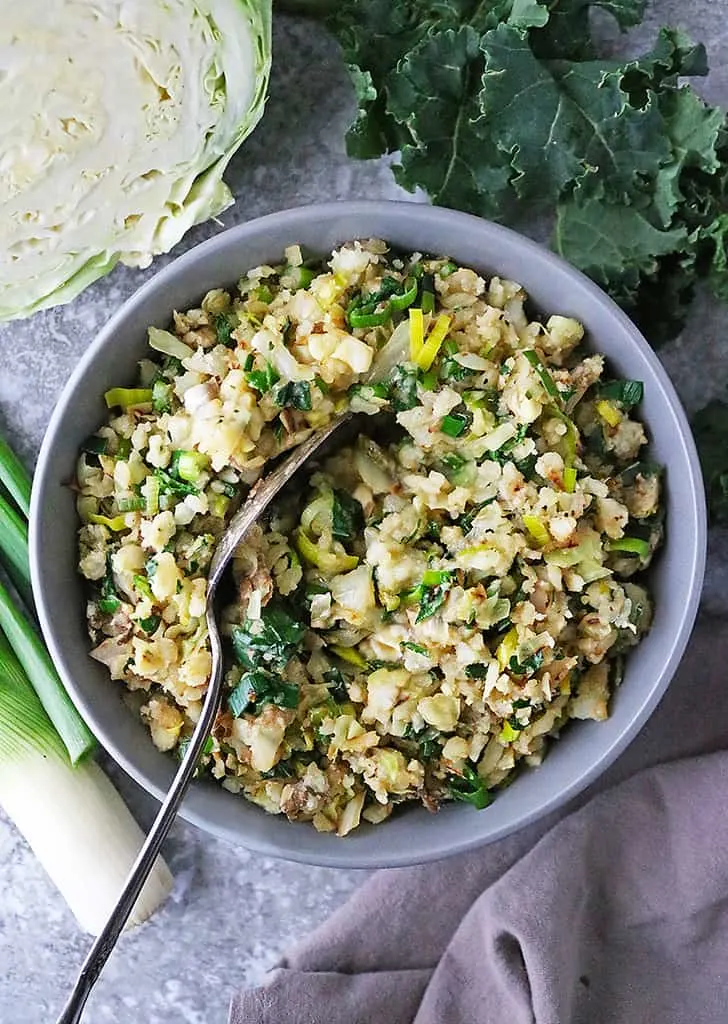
230,614,728,1024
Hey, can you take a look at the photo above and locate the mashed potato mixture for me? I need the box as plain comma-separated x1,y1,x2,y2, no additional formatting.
76,240,662,835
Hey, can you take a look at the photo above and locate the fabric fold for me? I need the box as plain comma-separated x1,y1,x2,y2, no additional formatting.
231,615,728,1024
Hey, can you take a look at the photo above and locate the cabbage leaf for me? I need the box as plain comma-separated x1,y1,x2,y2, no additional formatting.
0,0,271,319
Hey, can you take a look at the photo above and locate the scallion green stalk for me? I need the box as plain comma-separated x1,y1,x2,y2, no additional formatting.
0,633,172,934
0,490,31,605
0,576,94,764
0,434,32,519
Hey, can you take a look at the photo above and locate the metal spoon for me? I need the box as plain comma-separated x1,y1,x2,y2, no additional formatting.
55,414,349,1024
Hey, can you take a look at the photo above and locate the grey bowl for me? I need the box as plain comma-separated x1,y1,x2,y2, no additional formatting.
30,201,706,868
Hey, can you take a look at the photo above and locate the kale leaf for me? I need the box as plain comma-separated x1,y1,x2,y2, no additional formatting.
230,600,306,672
288,0,728,343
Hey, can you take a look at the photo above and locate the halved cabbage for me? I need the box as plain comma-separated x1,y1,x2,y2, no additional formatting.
0,0,271,319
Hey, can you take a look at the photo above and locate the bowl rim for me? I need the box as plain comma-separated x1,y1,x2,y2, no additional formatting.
30,200,707,866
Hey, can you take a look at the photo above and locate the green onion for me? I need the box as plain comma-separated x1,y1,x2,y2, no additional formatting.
254,284,274,303
208,493,230,519
172,449,210,483
143,475,160,516
133,574,154,601
441,413,468,438
285,265,316,290
0,576,94,764
348,305,391,329
0,434,32,519
607,537,651,557
116,496,145,513
419,271,436,313
154,468,198,497
0,491,31,605
523,350,562,404
103,387,153,409
422,569,451,587
563,467,577,493
389,277,418,311
438,260,457,278
88,513,128,531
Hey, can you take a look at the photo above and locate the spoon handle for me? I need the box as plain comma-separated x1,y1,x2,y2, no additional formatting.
55,628,225,1024
56,416,347,1023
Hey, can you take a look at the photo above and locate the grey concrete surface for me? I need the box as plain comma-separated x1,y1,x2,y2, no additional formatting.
1,5,727,1023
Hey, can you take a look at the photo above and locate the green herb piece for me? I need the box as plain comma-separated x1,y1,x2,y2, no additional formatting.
331,490,364,542
81,435,108,456
388,364,420,411
523,350,562,403
448,764,493,810
417,518,438,542
440,451,465,475
228,669,300,717
598,379,644,408
438,261,457,278
402,641,428,656
440,351,476,382
457,498,496,534
98,570,121,615
139,614,161,634
162,355,183,377
176,734,215,776
274,380,312,411
415,575,452,623
465,663,489,679
508,649,544,676
214,312,238,347
260,760,296,780
151,379,173,413
230,601,306,672
246,362,280,394
322,667,349,702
